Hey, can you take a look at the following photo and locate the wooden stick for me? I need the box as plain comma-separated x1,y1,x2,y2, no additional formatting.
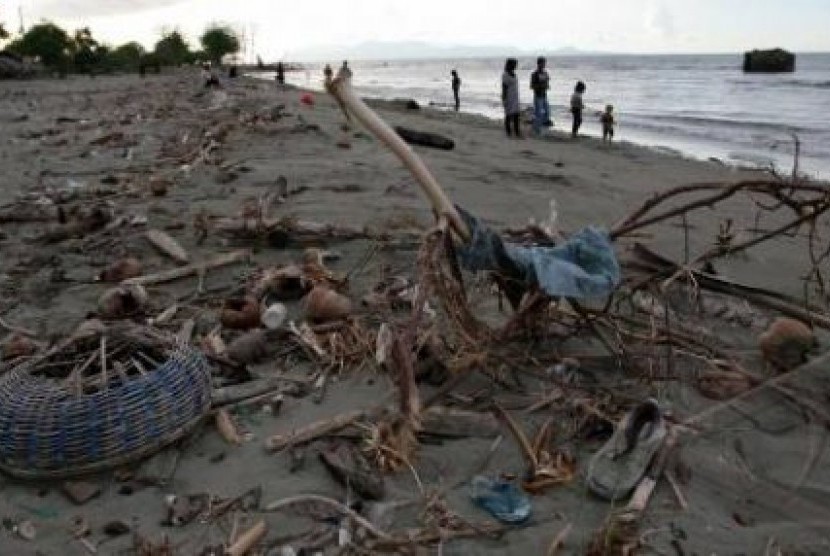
265,495,391,540
215,408,243,445
146,229,189,264
0,317,36,337
546,523,572,556
326,76,469,241
263,408,367,452
226,519,266,556
99,335,107,390
123,250,249,287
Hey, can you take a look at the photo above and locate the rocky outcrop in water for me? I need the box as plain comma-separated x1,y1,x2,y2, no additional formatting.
743,48,795,73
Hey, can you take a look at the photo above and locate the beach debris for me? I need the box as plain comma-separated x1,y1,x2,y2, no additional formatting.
146,229,189,264
697,369,753,400
470,475,531,524
226,519,267,556
149,175,170,197
215,408,244,445
394,126,455,151
97,283,149,319
16,519,36,541
98,257,142,283
164,493,210,526
250,264,309,301
70,515,91,539
38,204,113,243
123,249,249,287
220,296,261,330
759,317,815,370
320,441,386,500
102,520,131,537
1,333,37,360
261,302,287,330
585,399,666,502
494,405,576,494
304,286,352,323
226,329,269,365
265,408,368,452
62,480,102,505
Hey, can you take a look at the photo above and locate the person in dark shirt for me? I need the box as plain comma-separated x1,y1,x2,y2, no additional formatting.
600,104,616,141
570,80,586,137
451,69,461,111
275,62,285,85
530,56,551,135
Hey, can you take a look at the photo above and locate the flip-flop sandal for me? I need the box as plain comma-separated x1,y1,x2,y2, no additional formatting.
586,398,667,501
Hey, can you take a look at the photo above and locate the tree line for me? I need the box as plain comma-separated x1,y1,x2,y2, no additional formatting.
0,21,240,76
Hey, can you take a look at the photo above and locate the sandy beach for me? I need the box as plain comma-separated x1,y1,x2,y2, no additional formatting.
0,70,828,555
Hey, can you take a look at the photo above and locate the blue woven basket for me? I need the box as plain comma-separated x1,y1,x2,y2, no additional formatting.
0,339,212,479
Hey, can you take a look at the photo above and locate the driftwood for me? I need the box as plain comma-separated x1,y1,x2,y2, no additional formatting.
211,376,289,407
146,229,189,264
226,519,266,556
215,409,243,445
123,250,249,286
394,126,455,151
263,409,369,452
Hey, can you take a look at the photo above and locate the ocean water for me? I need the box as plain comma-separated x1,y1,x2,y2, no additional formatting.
279,54,830,179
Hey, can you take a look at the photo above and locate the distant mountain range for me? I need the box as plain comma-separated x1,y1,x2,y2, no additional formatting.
287,41,601,62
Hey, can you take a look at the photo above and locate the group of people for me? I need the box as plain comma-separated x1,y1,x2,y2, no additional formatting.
451,57,616,141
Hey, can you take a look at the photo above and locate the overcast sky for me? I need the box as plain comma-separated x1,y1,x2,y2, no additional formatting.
2,0,829,59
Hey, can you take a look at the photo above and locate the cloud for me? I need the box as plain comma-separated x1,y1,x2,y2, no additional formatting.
28,0,190,19
646,0,675,37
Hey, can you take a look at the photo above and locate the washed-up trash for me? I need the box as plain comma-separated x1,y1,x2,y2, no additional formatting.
320,441,385,500
585,398,667,501
759,317,816,370
304,286,351,323
221,296,261,330
470,475,531,524
98,283,149,319
1,333,37,361
0,325,211,478
455,206,620,300
97,257,142,283
261,302,287,330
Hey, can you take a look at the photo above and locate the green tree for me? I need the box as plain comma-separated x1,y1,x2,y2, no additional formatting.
200,24,239,64
9,22,72,71
153,30,191,66
72,27,101,74
0,23,9,41
107,41,145,70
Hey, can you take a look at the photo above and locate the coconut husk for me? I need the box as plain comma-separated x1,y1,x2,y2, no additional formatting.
98,257,142,282
304,286,351,323
758,317,816,371
98,284,149,319
220,296,261,330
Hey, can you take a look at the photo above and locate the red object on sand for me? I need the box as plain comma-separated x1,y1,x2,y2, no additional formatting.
300,93,314,106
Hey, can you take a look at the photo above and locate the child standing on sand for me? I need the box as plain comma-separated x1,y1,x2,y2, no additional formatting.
502,58,521,138
600,105,615,141
570,81,586,137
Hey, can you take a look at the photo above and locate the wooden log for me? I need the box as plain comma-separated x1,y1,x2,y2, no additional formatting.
122,250,249,287
394,126,455,151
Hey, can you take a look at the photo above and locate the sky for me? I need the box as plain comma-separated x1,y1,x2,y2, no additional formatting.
1,0,829,60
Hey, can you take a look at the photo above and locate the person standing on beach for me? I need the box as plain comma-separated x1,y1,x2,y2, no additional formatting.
451,69,461,111
502,58,521,138
530,57,551,135
338,61,352,79
600,105,616,141
275,61,285,85
570,81,586,137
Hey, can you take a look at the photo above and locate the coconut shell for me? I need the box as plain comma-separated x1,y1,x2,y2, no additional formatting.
250,265,308,301
758,317,815,370
98,284,149,319
305,286,351,323
226,329,268,364
98,257,142,282
1,334,36,361
149,176,169,197
697,370,752,400
220,296,261,330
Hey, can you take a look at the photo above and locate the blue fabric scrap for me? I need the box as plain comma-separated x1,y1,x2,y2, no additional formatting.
455,206,621,299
